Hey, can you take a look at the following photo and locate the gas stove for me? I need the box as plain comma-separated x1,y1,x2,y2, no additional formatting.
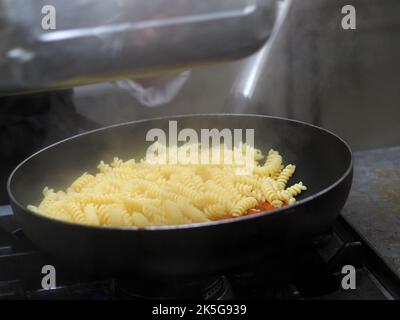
1,147,399,300
0,211,398,300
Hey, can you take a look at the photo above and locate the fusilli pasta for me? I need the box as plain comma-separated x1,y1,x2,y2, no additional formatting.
28,145,307,228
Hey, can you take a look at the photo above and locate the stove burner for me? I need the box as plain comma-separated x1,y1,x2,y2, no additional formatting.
114,276,232,300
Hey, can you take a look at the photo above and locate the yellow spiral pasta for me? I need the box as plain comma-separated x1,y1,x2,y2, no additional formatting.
204,203,227,220
277,164,296,190
130,212,151,228
236,184,253,196
29,145,307,228
232,197,258,216
253,149,282,177
286,182,308,197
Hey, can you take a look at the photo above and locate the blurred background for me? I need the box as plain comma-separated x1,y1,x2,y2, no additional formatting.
71,0,400,151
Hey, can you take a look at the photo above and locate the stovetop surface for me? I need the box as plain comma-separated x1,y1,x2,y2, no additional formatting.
341,147,400,278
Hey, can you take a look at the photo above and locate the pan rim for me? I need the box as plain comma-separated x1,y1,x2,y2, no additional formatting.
7,113,353,232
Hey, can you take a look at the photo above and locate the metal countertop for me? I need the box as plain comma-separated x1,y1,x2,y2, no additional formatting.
341,146,400,277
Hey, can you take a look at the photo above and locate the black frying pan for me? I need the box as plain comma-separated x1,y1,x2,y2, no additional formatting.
7,115,353,279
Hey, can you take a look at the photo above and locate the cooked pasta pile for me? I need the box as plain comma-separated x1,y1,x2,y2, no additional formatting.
28,145,307,228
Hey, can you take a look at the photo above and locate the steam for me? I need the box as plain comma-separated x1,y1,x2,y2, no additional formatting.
241,0,293,99
230,0,293,113
113,71,191,108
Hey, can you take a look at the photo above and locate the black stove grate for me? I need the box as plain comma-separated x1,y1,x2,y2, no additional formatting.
0,213,399,300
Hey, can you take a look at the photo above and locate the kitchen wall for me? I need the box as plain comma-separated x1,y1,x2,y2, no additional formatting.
74,0,400,151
